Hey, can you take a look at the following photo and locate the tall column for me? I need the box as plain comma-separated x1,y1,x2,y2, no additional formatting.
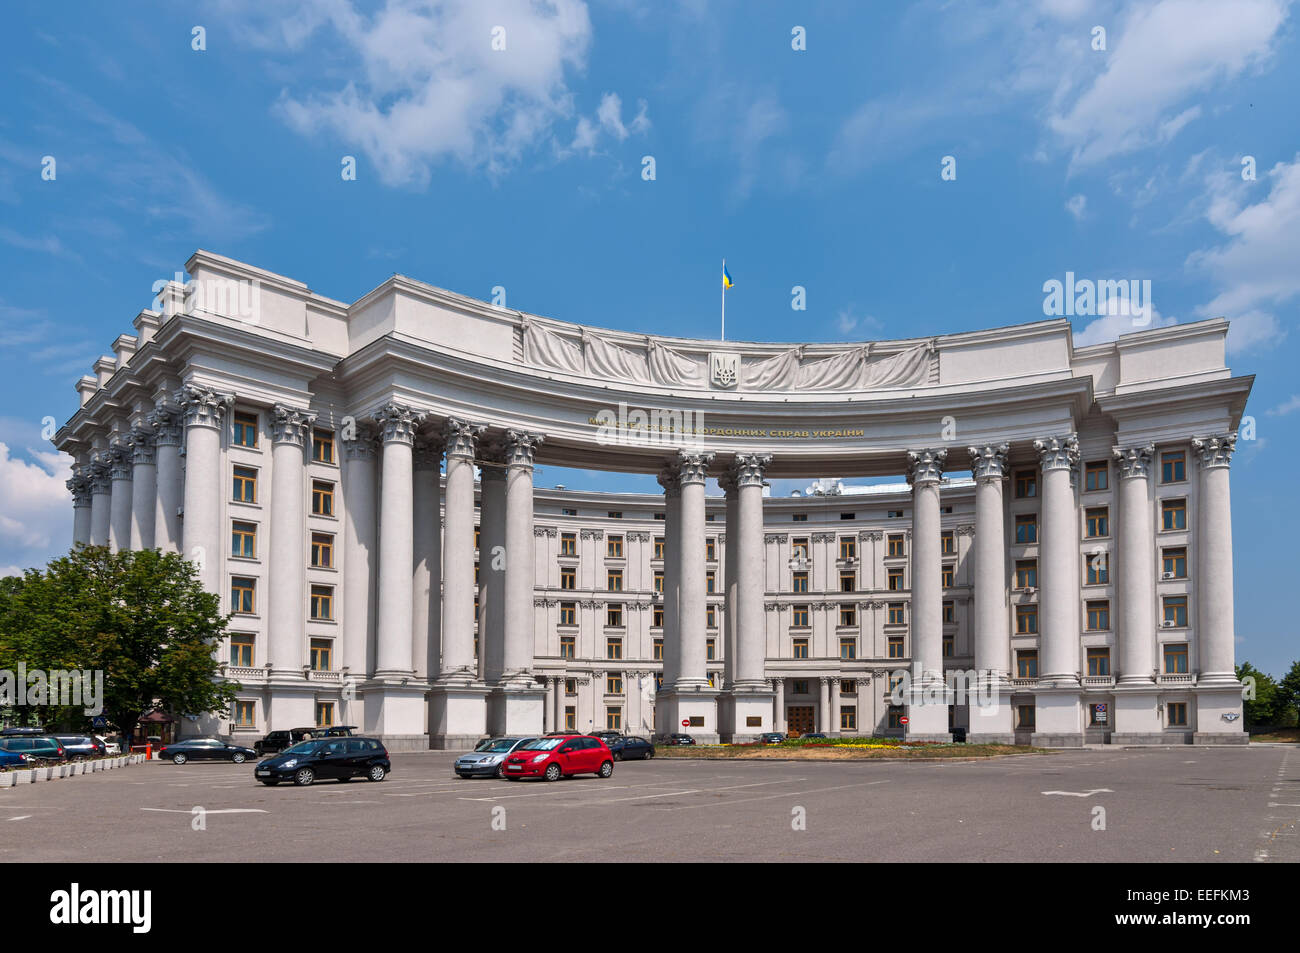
149,404,184,554
967,444,1013,743
411,437,443,680
178,385,232,595
721,473,740,690
676,450,713,691
479,463,507,684
905,448,949,741
1114,444,1156,685
128,423,157,550
721,453,775,741
503,431,544,685
1034,434,1080,686
1193,435,1238,686
268,404,315,675
107,437,133,551
773,678,786,733
657,468,682,692
374,402,420,677
342,426,379,680
89,455,111,547
68,467,93,546
819,676,831,733
831,677,842,736
430,416,489,749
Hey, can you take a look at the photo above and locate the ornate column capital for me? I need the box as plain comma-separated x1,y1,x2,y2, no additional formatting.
128,422,156,467
272,403,317,447
89,454,112,494
676,449,715,486
1192,433,1236,470
1112,442,1155,479
656,466,682,497
906,448,947,486
730,452,773,488
67,468,93,507
967,443,1010,482
176,384,233,430
413,435,444,471
443,417,486,460
716,470,737,494
342,423,379,461
374,402,423,445
1033,433,1079,472
146,404,184,447
505,430,545,469
107,438,133,481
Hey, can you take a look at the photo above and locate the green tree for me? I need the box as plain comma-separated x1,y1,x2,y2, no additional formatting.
0,546,238,744
1236,661,1280,727
1277,660,1300,728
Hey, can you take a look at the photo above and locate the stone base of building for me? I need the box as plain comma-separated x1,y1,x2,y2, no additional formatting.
655,687,720,744
967,697,1014,741
1192,732,1249,745
428,682,490,749
1029,733,1085,747
381,733,433,752
361,678,430,743
902,692,950,742
1109,732,1182,745
718,688,776,743
966,733,1016,745
486,684,546,737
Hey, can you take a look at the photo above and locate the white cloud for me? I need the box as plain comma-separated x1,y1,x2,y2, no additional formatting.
834,308,884,339
567,92,651,156
1065,194,1087,219
1266,394,1300,416
0,442,72,575
1072,305,1177,348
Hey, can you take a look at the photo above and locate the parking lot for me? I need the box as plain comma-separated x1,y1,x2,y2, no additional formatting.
3,745,1297,863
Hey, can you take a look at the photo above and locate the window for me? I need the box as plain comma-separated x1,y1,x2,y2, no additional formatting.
839,604,857,626
315,702,334,728
706,571,717,594
840,707,857,731
887,567,904,591
887,534,905,557
310,585,334,621
1017,650,1038,678
560,532,577,556
559,602,576,626
309,638,332,670
840,571,855,593
888,673,903,694
559,636,575,659
561,508,577,517
1086,507,1109,538
565,678,577,696
606,604,624,628
888,636,904,659
706,538,717,561
1163,643,1189,674
475,527,481,550
607,569,623,591
706,605,717,628
841,512,855,521
793,680,809,695
1161,499,1187,531
564,707,576,730
887,603,904,625
943,634,953,657
1015,559,1038,589
234,700,256,728
1089,703,1109,727
1087,553,1109,585
607,535,623,558
232,465,257,503
1167,702,1188,726
229,634,254,667
840,637,856,660
311,480,334,517
232,411,258,448
1085,460,1108,491
606,672,623,695
941,564,954,588
1161,450,1186,484
1087,648,1110,677
606,708,623,730
841,679,857,695
706,638,716,661
1016,604,1038,634
1014,470,1038,499
652,606,664,627
1086,600,1110,631
792,513,807,522
839,536,856,559
792,537,809,559
607,511,622,519
650,570,664,595
231,520,256,558
1162,547,1187,579
312,429,334,464
941,531,955,555
653,536,664,559
560,567,576,590
230,577,255,614
1163,595,1188,627
311,532,334,568
653,638,663,660
888,707,905,729
942,601,955,625
792,605,809,627
1015,513,1038,544
792,571,809,593
792,638,809,659
888,510,904,519
1016,704,1036,730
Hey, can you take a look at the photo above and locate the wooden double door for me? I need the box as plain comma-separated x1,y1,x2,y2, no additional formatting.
786,705,816,737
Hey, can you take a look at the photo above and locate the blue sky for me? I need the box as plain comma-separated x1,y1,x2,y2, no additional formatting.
0,0,1297,674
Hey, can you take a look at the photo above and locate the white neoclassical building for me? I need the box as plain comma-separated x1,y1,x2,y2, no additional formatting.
55,250,1252,748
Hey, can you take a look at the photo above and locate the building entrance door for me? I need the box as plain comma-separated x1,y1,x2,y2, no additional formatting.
787,706,815,737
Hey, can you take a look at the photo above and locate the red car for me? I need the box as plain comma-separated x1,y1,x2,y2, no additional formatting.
501,734,614,781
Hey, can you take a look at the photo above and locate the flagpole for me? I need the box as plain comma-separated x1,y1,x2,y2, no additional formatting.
721,258,726,341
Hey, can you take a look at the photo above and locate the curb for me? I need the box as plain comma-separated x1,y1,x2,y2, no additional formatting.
0,753,147,787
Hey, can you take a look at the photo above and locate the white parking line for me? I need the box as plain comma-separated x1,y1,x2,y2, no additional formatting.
8,816,32,821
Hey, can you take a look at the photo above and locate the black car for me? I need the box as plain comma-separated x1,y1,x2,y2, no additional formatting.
758,732,786,745
608,736,655,761
50,735,106,760
311,725,358,738
160,737,258,764
587,730,623,745
253,728,316,756
255,737,390,787
663,733,695,746
800,733,827,740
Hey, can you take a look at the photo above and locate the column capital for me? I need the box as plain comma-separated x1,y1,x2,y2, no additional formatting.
657,466,682,497
716,470,737,493
1033,433,1079,472
67,468,93,507
1192,433,1236,470
107,438,133,481
730,452,773,488
89,454,112,494
1112,442,1155,479
374,402,423,445
967,443,1010,482
412,435,444,471
146,405,184,447
906,448,947,486
675,449,715,486
342,424,380,461
129,422,156,466
443,416,486,460
176,384,234,430
504,429,545,469
271,403,317,447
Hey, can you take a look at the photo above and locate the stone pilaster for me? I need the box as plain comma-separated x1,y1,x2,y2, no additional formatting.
967,443,1014,743
268,404,315,676
128,422,157,550
178,384,233,595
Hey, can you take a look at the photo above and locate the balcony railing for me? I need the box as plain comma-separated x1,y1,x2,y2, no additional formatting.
308,669,342,683
1156,673,1195,686
222,665,267,683
1009,677,1039,689
1081,675,1115,688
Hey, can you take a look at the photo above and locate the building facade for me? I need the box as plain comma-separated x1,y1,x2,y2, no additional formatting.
55,251,1252,748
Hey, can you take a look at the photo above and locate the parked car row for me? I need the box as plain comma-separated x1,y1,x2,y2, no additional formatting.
0,732,114,764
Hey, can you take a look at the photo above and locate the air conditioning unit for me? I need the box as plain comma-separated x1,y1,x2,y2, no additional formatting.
1161,572,1174,580
1161,619,1175,628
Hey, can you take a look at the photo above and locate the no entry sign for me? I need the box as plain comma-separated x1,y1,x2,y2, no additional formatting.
899,716,910,725
681,719,690,727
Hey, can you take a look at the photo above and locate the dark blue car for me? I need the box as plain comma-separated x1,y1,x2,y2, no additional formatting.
0,749,29,769
607,736,656,761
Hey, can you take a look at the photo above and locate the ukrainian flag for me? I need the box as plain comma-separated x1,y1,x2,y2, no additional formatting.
722,263,734,290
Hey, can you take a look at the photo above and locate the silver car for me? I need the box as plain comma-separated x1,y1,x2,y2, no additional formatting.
454,737,537,778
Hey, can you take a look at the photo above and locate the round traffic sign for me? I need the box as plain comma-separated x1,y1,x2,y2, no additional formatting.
899,716,910,725
681,719,690,727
